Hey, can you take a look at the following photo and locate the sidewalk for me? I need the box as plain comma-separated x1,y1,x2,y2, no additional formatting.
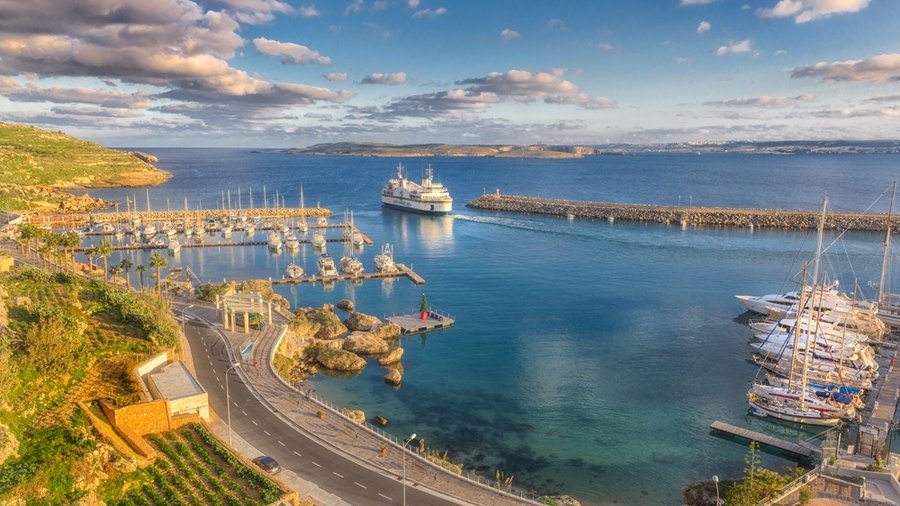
182,302,536,506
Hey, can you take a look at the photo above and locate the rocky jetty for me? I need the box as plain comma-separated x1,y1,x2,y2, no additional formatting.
316,348,366,371
378,347,404,365
343,332,390,355
467,194,900,232
344,311,382,331
290,306,348,340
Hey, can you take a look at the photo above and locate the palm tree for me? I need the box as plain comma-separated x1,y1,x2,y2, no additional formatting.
109,265,122,284
94,239,113,280
149,252,168,294
136,264,146,291
16,223,46,256
59,231,81,271
118,258,133,289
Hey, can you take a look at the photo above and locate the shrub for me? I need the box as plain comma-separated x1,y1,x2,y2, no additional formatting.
25,313,84,374
95,284,179,349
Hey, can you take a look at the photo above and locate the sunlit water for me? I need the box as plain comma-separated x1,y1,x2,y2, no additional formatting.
80,151,899,505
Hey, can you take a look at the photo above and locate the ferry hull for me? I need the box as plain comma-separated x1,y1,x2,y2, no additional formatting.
382,200,452,215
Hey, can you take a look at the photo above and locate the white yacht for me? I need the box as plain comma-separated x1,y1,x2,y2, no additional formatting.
267,231,282,251
340,255,364,276
381,163,452,214
747,383,850,426
168,239,181,254
286,264,304,279
311,231,326,249
317,254,337,277
284,232,300,251
374,244,398,273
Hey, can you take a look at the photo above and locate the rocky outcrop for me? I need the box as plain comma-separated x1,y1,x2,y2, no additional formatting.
369,322,401,340
316,348,365,371
467,194,900,232
343,409,366,424
318,338,345,350
336,299,354,311
384,368,402,385
373,415,389,426
291,306,347,340
344,312,382,332
538,496,582,506
129,151,159,164
343,332,390,355
378,347,404,365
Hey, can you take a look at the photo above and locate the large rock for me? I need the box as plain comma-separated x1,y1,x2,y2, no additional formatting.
343,332,390,355
344,312,382,332
316,348,365,371
343,409,365,424
384,368,402,385
318,338,345,350
336,299,354,311
291,307,347,340
378,347,404,366
370,322,402,340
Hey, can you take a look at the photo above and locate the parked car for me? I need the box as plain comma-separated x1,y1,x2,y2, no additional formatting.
252,455,282,474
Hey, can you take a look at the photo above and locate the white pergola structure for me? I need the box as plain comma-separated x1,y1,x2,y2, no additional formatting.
216,292,273,334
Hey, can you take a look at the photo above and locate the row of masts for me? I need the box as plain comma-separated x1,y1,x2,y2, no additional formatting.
116,186,314,215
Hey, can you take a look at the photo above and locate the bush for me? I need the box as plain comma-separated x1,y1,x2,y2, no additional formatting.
197,283,231,303
25,313,85,374
95,284,179,349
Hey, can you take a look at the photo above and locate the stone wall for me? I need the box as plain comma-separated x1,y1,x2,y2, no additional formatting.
467,194,900,232
98,398,201,458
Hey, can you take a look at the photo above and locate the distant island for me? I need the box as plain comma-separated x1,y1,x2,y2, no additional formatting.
287,140,900,158
0,122,171,213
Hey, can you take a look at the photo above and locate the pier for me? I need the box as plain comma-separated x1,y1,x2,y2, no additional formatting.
71,233,373,252
30,206,331,227
710,421,817,460
856,331,900,458
271,263,425,286
467,194,900,232
386,308,455,334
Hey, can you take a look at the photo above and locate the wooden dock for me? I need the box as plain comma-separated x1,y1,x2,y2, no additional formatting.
710,421,817,459
386,308,455,334
34,206,331,226
271,263,425,286
857,331,900,457
72,234,373,252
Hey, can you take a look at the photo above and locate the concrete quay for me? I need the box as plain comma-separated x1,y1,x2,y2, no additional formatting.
467,194,899,232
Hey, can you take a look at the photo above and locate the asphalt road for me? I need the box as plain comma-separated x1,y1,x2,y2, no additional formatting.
181,316,459,506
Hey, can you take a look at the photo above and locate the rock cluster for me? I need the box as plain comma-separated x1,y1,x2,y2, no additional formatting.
290,306,347,340
343,332,390,355
315,348,366,371
344,311,382,331
467,194,900,232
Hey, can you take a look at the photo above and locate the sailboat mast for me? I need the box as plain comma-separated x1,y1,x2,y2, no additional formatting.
788,263,809,390
879,181,896,304
811,197,827,294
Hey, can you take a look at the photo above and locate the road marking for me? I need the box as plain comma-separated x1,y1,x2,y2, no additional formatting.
293,451,302,457
233,401,238,407
354,482,367,489
378,493,393,501
332,472,344,478
241,410,247,416
311,461,322,468
252,420,258,426
277,440,285,447
263,430,270,436
219,385,224,391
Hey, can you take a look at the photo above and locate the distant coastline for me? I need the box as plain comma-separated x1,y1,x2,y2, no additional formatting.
286,142,603,158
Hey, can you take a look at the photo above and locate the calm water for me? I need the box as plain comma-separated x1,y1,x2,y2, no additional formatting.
82,151,899,505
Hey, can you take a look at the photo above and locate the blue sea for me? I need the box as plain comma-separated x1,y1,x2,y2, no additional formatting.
81,151,899,505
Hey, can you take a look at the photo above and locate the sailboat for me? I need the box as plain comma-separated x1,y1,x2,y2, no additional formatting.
297,185,309,235
350,211,365,247
311,229,326,249
374,244,398,273
340,230,364,276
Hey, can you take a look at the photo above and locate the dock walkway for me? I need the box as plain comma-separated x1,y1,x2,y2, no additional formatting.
72,234,373,252
710,421,817,459
857,331,900,457
386,308,455,334
272,264,425,286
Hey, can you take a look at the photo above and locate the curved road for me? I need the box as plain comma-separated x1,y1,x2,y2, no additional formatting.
182,317,460,506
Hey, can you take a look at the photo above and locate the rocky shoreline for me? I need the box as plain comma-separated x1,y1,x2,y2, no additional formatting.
467,193,899,232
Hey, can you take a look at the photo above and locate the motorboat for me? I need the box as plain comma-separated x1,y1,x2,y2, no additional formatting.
286,264,304,279
168,240,181,254
311,232,326,249
267,231,282,251
374,244,398,273
284,232,300,250
317,254,337,277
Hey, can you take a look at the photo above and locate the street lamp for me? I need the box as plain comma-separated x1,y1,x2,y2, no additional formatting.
402,433,417,506
225,362,241,447
713,475,720,505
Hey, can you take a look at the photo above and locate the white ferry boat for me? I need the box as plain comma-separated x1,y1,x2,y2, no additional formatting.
381,163,452,215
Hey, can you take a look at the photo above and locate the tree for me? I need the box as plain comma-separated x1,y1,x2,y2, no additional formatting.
109,265,122,284
724,441,793,506
94,239,113,280
16,223,47,256
58,231,81,270
149,252,168,294
118,258,133,289
136,264,146,291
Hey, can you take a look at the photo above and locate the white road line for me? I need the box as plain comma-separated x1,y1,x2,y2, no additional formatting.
277,440,285,447
378,493,393,501
252,420,258,426
332,472,344,478
263,430,270,436
219,385,224,390
293,451,302,457
232,401,238,407
354,482,367,489
311,461,322,468
241,410,247,416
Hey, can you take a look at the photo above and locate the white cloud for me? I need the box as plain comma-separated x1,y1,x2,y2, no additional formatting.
546,18,567,30
361,72,407,85
323,72,348,82
681,0,717,5
408,0,421,6
0,79,151,108
413,7,447,18
544,93,615,109
344,0,364,15
757,0,871,23
675,57,690,64
252,37,332,65
500,29,521,41
716,39,752,56
697,21,711,33
297,5,321,17
598,43,615,52
775,49,788,56
216,0,296,24
791,53,900,82
704,94,815,107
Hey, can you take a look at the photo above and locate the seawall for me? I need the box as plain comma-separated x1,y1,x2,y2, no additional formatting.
466,194,898,232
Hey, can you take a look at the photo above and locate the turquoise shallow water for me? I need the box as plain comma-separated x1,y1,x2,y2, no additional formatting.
81,151,899,505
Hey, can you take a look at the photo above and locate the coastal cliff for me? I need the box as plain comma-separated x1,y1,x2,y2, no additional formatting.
467,193,900,232
0,122,171,212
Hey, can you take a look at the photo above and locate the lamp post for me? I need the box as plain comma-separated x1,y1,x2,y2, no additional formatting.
225,362,241,447
402,433,417,506
713,475,719,505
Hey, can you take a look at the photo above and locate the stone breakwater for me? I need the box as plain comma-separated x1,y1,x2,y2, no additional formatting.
36,207,332,225
467,194,899,232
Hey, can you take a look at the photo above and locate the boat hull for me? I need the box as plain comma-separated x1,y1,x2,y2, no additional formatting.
382,199,451,215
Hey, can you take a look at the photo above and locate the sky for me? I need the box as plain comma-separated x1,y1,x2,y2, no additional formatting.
0,0,899,147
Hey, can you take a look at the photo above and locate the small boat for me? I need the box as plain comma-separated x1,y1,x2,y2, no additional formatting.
245,223,256,236
374,244,398,273
168,240,181,254
142,223,157,238
206,219,218,232
286,264,304,279
317,216,328,227
298,185,309,234
267,231,282,251
340,255,364,276
278,223,290,234
114,228,125,241
222,223,234,237
747,384,846,426
100,223,115,234
317,254,337,277
284,232,300,250
311,232,326,249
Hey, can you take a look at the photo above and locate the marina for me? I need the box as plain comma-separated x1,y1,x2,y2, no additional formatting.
709,421,817,460
69,233,373,252
271,263,426,285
